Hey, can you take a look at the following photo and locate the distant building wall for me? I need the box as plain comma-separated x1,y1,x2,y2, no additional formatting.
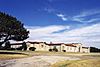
65,46,76,52
26,41,90,53
11,45,22,48
81,47,90,53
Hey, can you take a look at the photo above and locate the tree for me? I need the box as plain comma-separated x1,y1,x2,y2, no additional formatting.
29,47,36,51
0,12,29,47
49,49,53,52
4,41,11,50
90,47,100,52
22,42,27,50
53,46,58,52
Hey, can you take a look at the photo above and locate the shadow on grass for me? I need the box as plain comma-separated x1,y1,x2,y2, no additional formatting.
0,52,28,55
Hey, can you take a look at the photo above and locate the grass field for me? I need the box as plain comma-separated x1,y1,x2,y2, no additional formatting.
51,59,100,67
0,50,100,67
0,50,100,57
0,54,28,60
0,50,29,60
50,52,100,67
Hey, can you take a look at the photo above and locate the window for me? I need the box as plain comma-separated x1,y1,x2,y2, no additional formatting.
41,45,43,48
62,46,64,50
70,47,72,50
67,47,69,50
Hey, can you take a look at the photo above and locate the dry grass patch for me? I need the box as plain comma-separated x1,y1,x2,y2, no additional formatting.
0,54,28,60
0,51,29,60
51,59,100,67
30,51,88,56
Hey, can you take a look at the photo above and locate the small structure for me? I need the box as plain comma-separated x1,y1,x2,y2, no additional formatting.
11,43,22,49
26,41,49,51
81,47,90,53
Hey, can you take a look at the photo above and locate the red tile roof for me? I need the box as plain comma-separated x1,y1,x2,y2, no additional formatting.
82,47,89,49
27,41,77,47
27,41,46,44
65,44,76,47
46,43,63,46
27,41,87,47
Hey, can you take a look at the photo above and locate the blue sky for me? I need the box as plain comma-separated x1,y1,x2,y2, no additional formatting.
0,0,100,48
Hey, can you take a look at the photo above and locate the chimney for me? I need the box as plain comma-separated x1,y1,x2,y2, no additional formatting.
50,42,52,44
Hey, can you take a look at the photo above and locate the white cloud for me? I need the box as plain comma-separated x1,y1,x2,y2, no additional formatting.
72,10,100,23
74,10,100,18
26,25,70,41
72,17,100,23
26,23,100,48
63,23,100,36
56,14,68,21
44,7,68,21
44,8,100,23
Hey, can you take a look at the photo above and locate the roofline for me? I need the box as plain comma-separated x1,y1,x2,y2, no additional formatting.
10,43,23,45
82,47,89,49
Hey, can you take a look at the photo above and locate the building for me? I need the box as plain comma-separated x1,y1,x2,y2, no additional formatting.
10,41,90,53
26,41,90,53
26,41,49,51
11,43,22,49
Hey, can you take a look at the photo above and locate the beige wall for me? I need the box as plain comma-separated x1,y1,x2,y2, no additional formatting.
11,45,22,48
26,42,90,53
27,43,34,50
64,46,76,52
35,43,49,51
26,42,49,51
81,47,90,53
61,44,66,52
49,45,61,51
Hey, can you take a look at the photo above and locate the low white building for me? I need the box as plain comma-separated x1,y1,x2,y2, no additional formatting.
26,41,90,53
11,43,22,48
10,41,90,53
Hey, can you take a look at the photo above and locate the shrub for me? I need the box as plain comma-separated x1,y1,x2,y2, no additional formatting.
10,48,16,50
49,49,53,52
22,42,27,51
16,46,23,50
29,47,36,51
62,50,66,52
53,46,58,52
53,49,58,52
4,41,11,50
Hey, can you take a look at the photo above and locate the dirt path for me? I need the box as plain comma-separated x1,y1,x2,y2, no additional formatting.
0,56,80,67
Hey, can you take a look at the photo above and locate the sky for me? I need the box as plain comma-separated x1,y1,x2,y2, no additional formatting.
0,0,100,48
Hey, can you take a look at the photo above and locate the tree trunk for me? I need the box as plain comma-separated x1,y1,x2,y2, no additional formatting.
0,35,9,46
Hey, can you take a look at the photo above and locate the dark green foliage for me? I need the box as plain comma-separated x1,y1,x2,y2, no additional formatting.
49,47,58,52
4,41,11,50
90,47,100,52
49,49,53,51
16,46,23,50
22,42,27,50
62,50,66,52
29,47,36,51
10,48,16,50
0,12,29,47
53,46,58,52
16,42,27,51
